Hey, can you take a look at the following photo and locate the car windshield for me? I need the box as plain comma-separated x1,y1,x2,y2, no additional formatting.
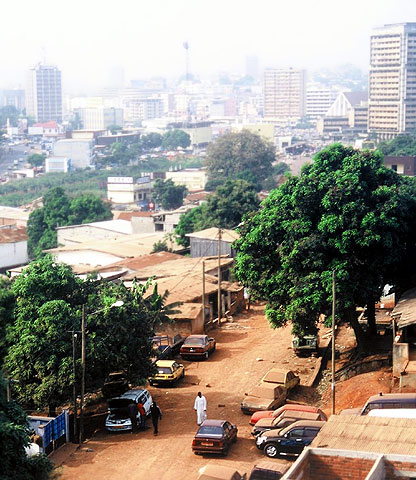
263,371,285,383
197,426,223,436
157,367,172,374
184,337,204,346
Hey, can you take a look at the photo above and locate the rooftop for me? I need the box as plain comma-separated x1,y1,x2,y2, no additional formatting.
311,414,416,455
391,287,416,329
186,227,240,242
57,219,133,235
0,226,27,243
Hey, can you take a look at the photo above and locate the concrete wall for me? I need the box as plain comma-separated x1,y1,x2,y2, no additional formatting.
131,216,155,234
0,240,28,270
392,342,409,377
190,238,234,258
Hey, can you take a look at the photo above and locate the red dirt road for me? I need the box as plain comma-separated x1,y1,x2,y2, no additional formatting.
54,306,320,480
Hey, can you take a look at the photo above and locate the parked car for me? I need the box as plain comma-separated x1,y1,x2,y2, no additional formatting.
251,410,325,437
101,371,129,399
250,403,327,426
105,388,152,432
148,360,185,386
255,420,325,458
180,334,216,360
150,334,184,361
192,419,237,456
198,464,247,480
248,461,289,480
261,369,300,392
241,383,286,415
292,334,319,355
341,392,416,415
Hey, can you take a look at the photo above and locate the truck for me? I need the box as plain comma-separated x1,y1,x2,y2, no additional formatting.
150,334,184,362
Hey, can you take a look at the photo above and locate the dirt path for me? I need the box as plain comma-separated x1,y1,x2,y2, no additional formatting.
54,305,322,480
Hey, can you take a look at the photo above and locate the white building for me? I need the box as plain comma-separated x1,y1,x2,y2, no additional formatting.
306,87,338,119
368,23,416,139
0,225,28,270
45,156,70,173
26,64,62,123
165,168,207,191
123,98,163,123
53,139,94,169
76,107,124,130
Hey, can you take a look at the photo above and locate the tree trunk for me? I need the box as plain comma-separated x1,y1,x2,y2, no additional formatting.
48,404,57,417
345,306,368,352
366,299,377,337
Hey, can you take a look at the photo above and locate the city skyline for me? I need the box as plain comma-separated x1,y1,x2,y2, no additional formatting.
0,0,415,93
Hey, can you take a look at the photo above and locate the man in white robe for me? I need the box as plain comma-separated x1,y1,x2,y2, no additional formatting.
194,391,207,425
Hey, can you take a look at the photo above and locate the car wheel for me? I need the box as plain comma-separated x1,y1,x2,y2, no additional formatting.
222,447,229,456
204,351,209,360
264,443,279,458
233,435,237,443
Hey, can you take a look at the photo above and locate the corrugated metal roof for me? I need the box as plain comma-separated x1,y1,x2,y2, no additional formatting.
311,415,416,455
0,226,27,244
391,287,416,329
186,227,240,242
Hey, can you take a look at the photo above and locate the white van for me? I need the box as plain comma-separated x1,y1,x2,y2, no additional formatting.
368,408,416,419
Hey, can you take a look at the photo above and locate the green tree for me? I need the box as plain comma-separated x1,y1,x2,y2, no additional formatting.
162,129,191,150
27,153,46,168
234,144,416,349
68,193,112,225
153,178,188,210
107,124,123,134
141,132,162,150
27,187,112,258
0,373,54,480
378,135,416,156
175,179,259,246
205,130,275,191
0,105,20,127
0,276,15,363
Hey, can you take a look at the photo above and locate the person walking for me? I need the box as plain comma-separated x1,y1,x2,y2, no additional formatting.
150,401,162,435
244,287,251,311
194,392,207,426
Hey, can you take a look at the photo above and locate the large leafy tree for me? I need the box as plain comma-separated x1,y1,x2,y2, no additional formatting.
27,153,46,168
3,256,173,413
153,178,188,210
234,144,416,349
0,373,54,480
205,130,275,191
175,179,259,246
27,187,112,258
162,129,191,150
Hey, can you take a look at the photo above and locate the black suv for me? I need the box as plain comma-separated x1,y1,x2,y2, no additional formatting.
255,420,324,458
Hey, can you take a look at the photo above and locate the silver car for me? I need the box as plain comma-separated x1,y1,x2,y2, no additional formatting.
105,389,152,432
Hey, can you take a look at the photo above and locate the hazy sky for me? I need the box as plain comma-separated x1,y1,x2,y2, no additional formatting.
1,0,415,93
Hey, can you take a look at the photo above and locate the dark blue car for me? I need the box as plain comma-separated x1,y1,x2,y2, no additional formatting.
255,420,325,458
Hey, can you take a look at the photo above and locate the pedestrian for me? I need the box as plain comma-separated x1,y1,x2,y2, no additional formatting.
150,401,162,435
194,392,207,426
128,402,138,433
138,402,146,430
244,287,251,311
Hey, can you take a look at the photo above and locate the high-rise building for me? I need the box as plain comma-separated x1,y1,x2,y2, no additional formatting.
263,68,306,123
368,23,416,139
0,89,25,111
26,64,62,123
306,86,339,119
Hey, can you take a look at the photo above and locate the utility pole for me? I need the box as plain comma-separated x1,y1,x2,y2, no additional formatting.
217,228,222,324
331,270,336,415
72,331,78,443
202,261,206,325
80,305,86,443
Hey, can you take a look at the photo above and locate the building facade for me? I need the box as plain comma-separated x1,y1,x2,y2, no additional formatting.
368,23,416,139
306,87,338,119
263,68,306,123
26,64,62,123
75,107,124,130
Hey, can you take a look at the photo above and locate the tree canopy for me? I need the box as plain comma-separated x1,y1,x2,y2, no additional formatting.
234,144,416,349
205,130,276,191
27,153,46,168
153,178,188,210
175,179,260,246
27,187,112,258
3,256,174,414
162,129,191,150
378,135,416,156
0,373,54,480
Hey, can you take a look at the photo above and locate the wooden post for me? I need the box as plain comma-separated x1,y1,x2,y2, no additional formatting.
72,331,78,443
80,305,86,443
202,261,206,325
331,270,336,415
217,228,222,323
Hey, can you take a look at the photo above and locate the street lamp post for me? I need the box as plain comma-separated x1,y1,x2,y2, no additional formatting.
78,300,124,444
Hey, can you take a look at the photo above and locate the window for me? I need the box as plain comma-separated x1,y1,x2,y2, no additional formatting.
288,428,304,438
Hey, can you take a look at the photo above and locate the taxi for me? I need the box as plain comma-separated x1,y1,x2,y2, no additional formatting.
149,360,185,386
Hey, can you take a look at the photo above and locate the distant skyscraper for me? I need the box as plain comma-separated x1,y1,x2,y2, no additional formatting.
368,23,416,139
245,55,259,80
263,68,306,122
26,64,62,123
